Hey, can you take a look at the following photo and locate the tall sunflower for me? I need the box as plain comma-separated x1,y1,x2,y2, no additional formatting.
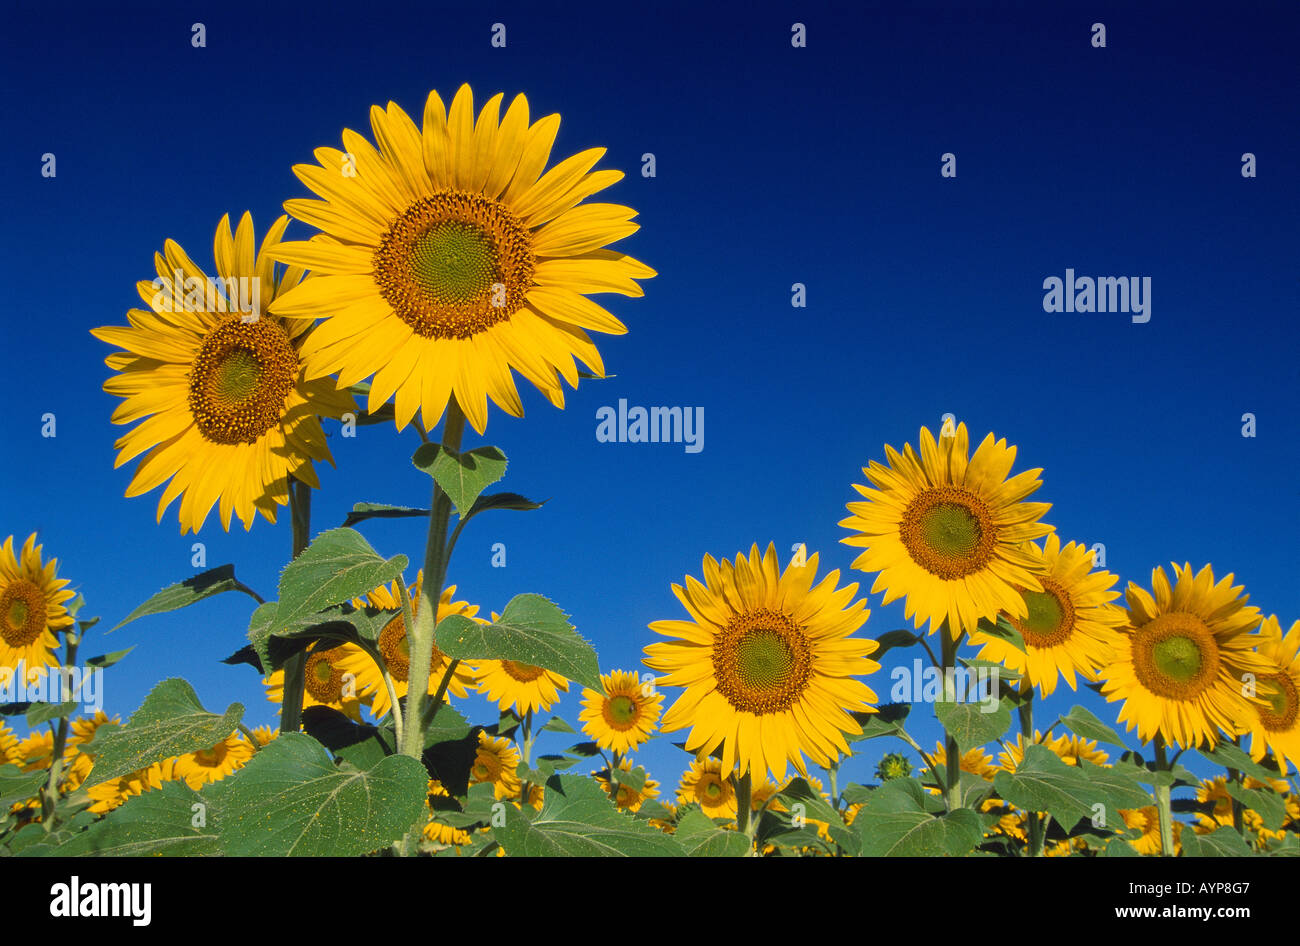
474,653,569,717
1244,616,1300,774
578,669,662,754
970,535,1126,696
91,213,354,534
0,534,75,683
334,576,481,722
1100,563,1272,749
268,85,654,435
644,543,880,782
839,422,1054,638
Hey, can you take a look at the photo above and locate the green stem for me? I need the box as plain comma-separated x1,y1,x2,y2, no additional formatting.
40,630,80,831
401,402,465,760
1153,737,1176,857
1017,688,1044,857
734,772,754,847
236,723,262,752
1228,736,1244,834
940,625,963,814
828,762,839,811
280,476,312,734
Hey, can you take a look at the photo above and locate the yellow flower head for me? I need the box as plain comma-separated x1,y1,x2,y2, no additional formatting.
579,669,662,755
1,533,76,681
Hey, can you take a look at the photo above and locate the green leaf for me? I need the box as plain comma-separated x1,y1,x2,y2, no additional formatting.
779,777,860,854
1225,781,1287,831
934,697,1012,749
540,715,576,735
214,732,429,857
872,629,921,655
301,706,393,770
413,443,508,517
1060,705,1129,747
111,564,254,631
0,765,47,809
975,614,1026,652
853,778,983,856
85,648,135,670
466,492,546,518
607,764,647,792
25,701,78,727
435,594,601,692
1197,743,1283,785
847,703,912,743
992,746,1152,832
1180,825,1255,857
492,775,682,856
342,503,430,527
275,528,408,631
85,679,244,786
57,781,220,856
675,808,751,856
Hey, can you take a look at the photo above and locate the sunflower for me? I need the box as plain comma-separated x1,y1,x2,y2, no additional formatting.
749,777,780,813
1244,616,1300,774
334,576,481,722
1120,806,1183,855
677,757,737,819
839,422,1054,639
264,639,372,723
86,759,177,815
250,726,279,746
1192,776,1235,834
424,779,473,846
997,731,1109,771
468,731,522,800
595,760,660,812
932,740,999,779
644,543,880,782
474,654,569,717
173,732,254,788
68,711,119,749
1100,563,1272,749
90,213,354,534
578,669,662,755
267,84,654,435
12,730,93,793
1,534,75,682
0,721,18,765
970,535,1126,696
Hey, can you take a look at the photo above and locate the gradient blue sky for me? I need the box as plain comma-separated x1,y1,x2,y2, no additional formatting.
3,2,1298,798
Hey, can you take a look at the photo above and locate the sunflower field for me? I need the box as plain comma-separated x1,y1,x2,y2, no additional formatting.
2,74,1295,861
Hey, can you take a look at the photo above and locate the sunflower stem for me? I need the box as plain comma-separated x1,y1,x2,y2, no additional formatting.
940,626,963,814
734,771,754,848
39,630,80,831
1153,737,1176,856
1228,736,1244,835
401,402,465,760
280,476,312,734
1017,688,1045,857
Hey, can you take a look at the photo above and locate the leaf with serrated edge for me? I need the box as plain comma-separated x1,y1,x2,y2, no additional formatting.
85,679,243,786
675,808,751,857
275,528,407,630
57,780,220,856
435,595,600,691
992,746,1152,831
1060,705,1129,747
215,733,428,857
413,443,507,517
854,779,982,856
342,503,430,527
112,565,245,631
493,775,682,856
934,697,1011,749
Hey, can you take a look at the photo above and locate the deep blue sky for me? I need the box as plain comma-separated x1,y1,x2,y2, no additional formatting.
3,2,1297,799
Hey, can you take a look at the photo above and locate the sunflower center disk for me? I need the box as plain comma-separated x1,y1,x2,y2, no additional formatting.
194,744,226,768
900,487,998,579
187,317,297,445
713,609,812,715
501,660,546,683
379,620,411,682
373,191,535,340
0,579,45,647
1010,579,1075,647
304,647,348,704
604,694,639,728
1132,613,1220,700
1258,673,1298,731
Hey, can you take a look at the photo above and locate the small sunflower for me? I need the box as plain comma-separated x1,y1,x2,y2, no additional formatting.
173,732,254,788
12,730,92,793
677,757,736,819
468,731,522,800
1192,776,1235,834
579,669,662,755
933,740,999,779
250,726,279,746
997,731,1109,771
268,84,654,435
424,779,473,846
970,535,1126,696
595,760,660,812
839,422,1054,638
90,213,354,534
264,639,372,722
1120,806,1183,855
68,711,120,749
1100,563,1272,749
87,759,176,815
1244,616,1300,774
334,576,481,722
0,721,18,765
875,752,913,781
474,653,569,717
1,534,75,682
644,543,880,782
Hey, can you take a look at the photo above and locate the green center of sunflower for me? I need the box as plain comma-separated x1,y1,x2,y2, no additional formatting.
1152,636,1202,682
0,579,45,647
606,695,638,725
712,609,812,715
1132,612,1219,700
703,780,722,800
303,647,348,704
1008,579,1076,648
373,191,535,340
1258,673,1298,731
900,486,998,580
187,317,297,445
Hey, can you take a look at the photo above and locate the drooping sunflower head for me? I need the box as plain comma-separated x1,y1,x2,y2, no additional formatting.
1244,616,1300,774
173,732,254,788
594,760,661,813
91,213,355,534
268,85,655,435
677,757,737,819
469,731,522,800
0,534,75,681
579,669,663,755
839,422,1055,639
645,542,880,781
1101,563,1272,750
970,534,1126,696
